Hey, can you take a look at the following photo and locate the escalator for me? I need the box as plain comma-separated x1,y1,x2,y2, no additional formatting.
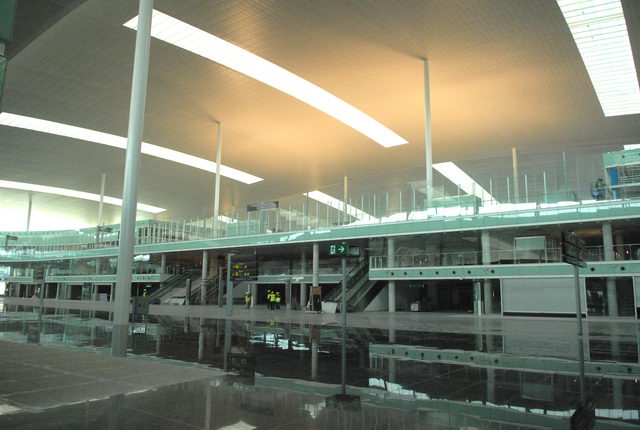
148,269,201,304
323,259,384,312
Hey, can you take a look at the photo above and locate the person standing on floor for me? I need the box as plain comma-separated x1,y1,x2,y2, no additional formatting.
275,291,281,309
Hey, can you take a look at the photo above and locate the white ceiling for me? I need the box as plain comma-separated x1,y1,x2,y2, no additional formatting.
1,0,639,229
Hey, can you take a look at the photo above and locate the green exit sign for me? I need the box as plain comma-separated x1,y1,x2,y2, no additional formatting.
329,243,348,256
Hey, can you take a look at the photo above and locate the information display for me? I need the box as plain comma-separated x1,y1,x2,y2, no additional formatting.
230,254,258,280
561,231,587,268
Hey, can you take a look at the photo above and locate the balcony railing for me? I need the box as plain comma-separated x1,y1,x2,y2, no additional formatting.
370,244,640,269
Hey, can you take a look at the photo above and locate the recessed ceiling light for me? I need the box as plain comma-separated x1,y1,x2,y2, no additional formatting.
557,0,640,116
304,190,378,222
433,162,498,204
0,180,166,213
124,10,408,148
0,112,263,184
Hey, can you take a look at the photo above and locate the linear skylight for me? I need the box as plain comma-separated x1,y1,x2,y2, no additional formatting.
304,190,378,222
124,10,408,148
433,162,498,204
557,0,640,116
0,112,262,184
0,180,166,213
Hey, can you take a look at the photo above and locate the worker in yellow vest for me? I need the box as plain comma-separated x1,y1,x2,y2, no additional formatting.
275,291,281,309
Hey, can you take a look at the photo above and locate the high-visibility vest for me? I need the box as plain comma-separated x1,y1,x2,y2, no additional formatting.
275,295,281,303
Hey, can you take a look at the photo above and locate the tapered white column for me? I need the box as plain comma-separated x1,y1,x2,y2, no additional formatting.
201,250,208,304
160,253,166,274
212,122,223,234
603,222,618,316
512,148,519,203
112,0,154,356
423,59,433,208
26,192,33,231
388,237,396,312
481,230,493,314
97,172,106,226
300,250,307,308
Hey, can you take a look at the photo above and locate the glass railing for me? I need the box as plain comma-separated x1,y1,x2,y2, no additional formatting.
258,263,345,276
2,166,640,262
370,244,640,268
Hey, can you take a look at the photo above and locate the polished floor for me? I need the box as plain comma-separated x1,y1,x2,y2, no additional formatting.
0,301,639,429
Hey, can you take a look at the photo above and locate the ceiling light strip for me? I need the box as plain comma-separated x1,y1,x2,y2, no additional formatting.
433,162,498,204
124,11,407,148
0,112,262,184
557,0,640,117
0,180,166,213
304,190,378,222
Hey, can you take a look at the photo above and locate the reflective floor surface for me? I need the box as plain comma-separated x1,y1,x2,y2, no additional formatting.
0,303,639,429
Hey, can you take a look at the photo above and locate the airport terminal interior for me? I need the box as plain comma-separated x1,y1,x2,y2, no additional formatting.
1,0,640,428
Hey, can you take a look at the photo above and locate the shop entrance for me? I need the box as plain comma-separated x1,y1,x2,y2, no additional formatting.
418,280,474,312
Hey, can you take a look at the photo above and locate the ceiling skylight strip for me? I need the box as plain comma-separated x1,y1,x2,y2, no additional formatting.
0,180,166,213
557,0,640,116
123,11,408,148
304,191,378,222
433,162,498,205
0,112,262,184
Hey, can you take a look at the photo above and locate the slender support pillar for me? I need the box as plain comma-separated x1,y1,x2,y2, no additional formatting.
160,253,166,274
602,221,618,316
388,237,396,312
300,251,307,309
312,243,319,288
212,122,223,234
112,0,154,357
423,59,433,208
26,192,33,232
285,278,292,311
512,147,519,203
201,250,208,304
343,176,348,224
486,368,496,403
481,230,493,314
474,280,482,315
97,172,106,226
225,254,233,317
250,283,257,308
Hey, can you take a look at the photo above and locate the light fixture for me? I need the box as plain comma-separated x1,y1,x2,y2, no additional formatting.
0,180,165,213
557,0,640,116
304,190,378,221
0,112,262,184
433,162,498,204
124,11,408,148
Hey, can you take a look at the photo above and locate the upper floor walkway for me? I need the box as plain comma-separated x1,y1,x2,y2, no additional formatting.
2,197,640,262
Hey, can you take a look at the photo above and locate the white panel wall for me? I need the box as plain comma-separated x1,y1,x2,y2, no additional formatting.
502,277,586,314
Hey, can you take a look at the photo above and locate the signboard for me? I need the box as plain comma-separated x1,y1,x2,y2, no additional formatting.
5,234,17,241
231,254,258,280
97,226,113,232
329,243,349,256
247,201,278,211
33,266,45,282
561,231,587,268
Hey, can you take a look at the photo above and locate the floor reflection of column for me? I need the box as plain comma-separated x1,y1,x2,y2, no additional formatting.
388,358,397,383
612,379,623,414
311,341,318,380
108,394,124,430
486,368,495,404
205,381,213,430
156,326,163,355
223,319,232,372
610,323,621,361
198,318,205,362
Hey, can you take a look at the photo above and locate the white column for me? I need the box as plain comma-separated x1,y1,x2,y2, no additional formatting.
112,0,154,355
160,253,166,274
250,283,257,308
212,122,223,234
300,250,307,308
388,237,396,312
97,172,106,226
512,147,519,203
423,59,433,208
343,176,348,224
201,250,208,304
481,230,493,314
603,222,618,316
26,191,33,232
312,243,319,288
